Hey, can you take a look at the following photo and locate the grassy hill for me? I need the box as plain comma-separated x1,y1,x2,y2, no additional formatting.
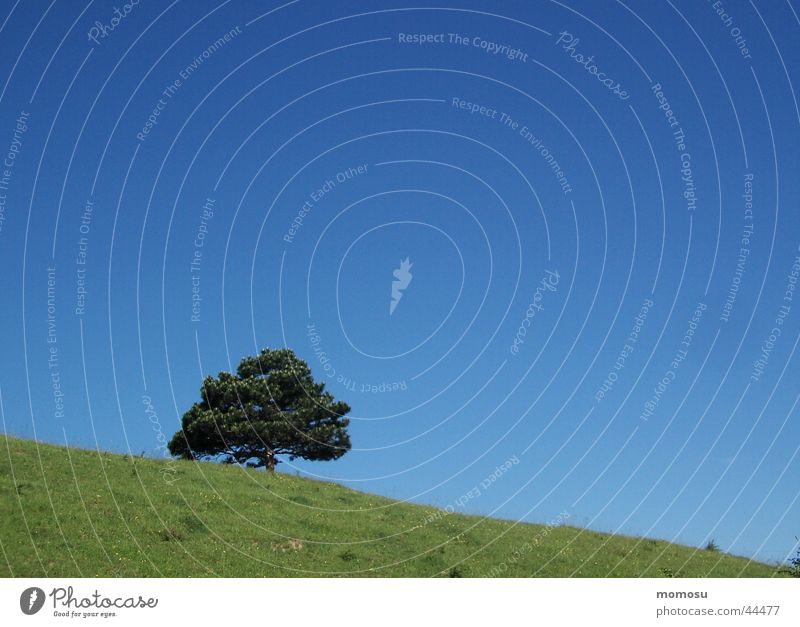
0,435,785,577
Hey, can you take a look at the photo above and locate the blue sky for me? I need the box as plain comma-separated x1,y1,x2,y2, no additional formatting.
0,0,798,564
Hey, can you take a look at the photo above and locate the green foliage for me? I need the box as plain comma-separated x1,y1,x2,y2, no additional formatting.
779,544,800,577
705,539,720,552
168,348,351,470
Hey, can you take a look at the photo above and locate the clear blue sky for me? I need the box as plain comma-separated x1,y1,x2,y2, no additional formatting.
0,0,798,564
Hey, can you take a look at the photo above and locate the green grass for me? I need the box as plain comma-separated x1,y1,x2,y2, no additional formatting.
0,435,785,577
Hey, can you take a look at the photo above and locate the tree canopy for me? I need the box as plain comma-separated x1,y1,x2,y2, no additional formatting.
168,348,351,470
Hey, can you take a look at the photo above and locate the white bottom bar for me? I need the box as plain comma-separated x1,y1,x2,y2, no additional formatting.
2,578,797,626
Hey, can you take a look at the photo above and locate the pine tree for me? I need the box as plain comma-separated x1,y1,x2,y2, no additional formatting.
168,348,351,470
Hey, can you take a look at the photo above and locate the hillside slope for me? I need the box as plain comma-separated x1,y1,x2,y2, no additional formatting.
0,435,783,577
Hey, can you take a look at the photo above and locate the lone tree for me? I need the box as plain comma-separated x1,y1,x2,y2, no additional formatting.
168,348,351,470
